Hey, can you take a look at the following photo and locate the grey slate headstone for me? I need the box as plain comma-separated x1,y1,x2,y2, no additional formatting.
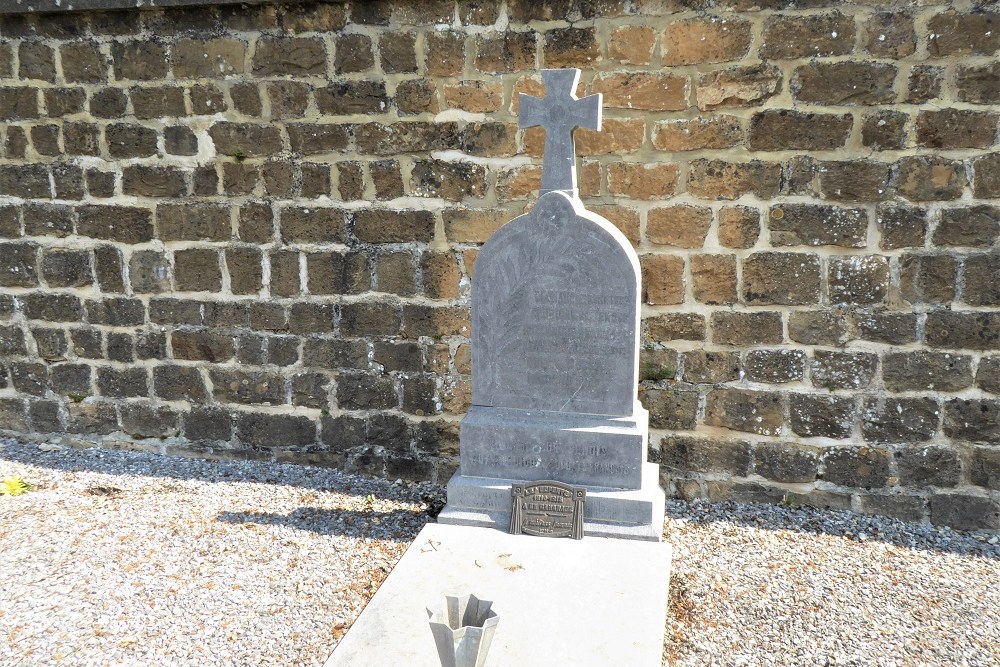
438,68,665,541
472,191,639,417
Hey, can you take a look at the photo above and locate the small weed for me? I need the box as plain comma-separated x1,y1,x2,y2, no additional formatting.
68,393,86,403
783,493,799,507
231,149,247,163
364,493,376,508
641,364,675,382
1,476,32,496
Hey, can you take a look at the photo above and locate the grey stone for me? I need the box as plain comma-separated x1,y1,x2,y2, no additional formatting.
518,69,601,196
460,407,647,488
440,69,663,541
326,523,671,666
471,192,637,416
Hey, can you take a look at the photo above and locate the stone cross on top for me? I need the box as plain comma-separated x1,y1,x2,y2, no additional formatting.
519,68,602,198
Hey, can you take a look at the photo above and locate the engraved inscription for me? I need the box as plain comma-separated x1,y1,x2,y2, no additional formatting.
472,192,640,417
510,480,586,540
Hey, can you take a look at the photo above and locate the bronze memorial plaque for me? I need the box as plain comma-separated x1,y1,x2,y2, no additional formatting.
510,480,586,540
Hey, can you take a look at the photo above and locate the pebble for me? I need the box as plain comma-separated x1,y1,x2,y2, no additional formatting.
2,440,999,666
664,499,1000,667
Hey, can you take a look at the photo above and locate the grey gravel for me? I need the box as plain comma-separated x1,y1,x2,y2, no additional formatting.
664,500,1000,667
2,440,999,667
0,439,440,667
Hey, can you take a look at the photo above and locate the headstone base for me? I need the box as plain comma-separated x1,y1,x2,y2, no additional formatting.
438,462,666,542
459,405,649,489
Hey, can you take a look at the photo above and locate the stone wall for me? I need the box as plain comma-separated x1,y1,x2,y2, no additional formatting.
0,0,998,531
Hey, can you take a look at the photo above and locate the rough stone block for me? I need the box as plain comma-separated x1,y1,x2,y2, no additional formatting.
929,495,1000,531
711,311,782,346
237,412,315,448
682,350,738,384
705,388,783,436
761,12,855,59
743,252,821,305
862,398,939,445
895,446,961,488
749,110,851,151
943,399,1000,444
755,442,820,484
812,351,877,391
695,64,782,111
793,62,897,105
661,435,751,476
789,394,855,439
744,349,806,384
882,352,972,393
769,204,867,248
822,446,890,489
829,256,890,305
253,37,326,76
641,388,698,430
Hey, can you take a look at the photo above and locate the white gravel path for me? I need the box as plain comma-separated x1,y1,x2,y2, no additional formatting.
2,439,999,667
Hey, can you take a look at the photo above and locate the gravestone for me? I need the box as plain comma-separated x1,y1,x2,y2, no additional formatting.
438,69,665,541
326,69,672,667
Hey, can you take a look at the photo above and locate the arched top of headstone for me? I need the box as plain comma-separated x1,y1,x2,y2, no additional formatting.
471,191,640,417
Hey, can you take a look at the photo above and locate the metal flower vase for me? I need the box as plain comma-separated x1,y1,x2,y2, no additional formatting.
426,593,500,667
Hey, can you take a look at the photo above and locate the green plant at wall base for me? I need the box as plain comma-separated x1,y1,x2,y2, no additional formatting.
1,477,32,496
783,494,799,507
231,149,246,162
641,364,675,382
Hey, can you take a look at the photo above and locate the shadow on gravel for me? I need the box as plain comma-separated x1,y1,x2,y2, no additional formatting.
664,500,1000,560
216,508,429,543
0,440,445,505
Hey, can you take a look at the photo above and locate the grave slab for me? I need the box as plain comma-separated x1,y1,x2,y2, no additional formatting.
324,522,672,667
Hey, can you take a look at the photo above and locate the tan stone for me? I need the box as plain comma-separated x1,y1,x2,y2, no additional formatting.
498,165,540,201
590,205,640,246
695,65,782,111
443,81,503,112
537,118,645,157
641,254,685,305
523,119,645,156
653,117,745,152
463,248,479,278
691,255,737,305
648,206,712,248
608,25,656,64
443,209,508,243
442,378,471,414
663,17,752,66
591,72,688,111
173,38,246,78
608,163,679,199
421,251,462,299
454,343,472,374
579,161,601,196
718,206,761,249
427,344,451,374
687,160,782,200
